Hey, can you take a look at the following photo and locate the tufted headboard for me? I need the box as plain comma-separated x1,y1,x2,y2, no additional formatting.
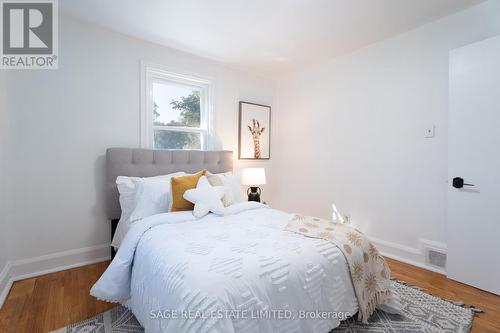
106,148,233,220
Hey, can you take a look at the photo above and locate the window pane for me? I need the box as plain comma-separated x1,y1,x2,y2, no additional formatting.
153,82,201,128
154,130,201,150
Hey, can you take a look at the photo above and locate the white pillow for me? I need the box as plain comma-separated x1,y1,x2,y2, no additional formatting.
206,171,244,207
111,176,141,248
111,172,185,248
115,176,141,224
129,172,186,222
183,176,225,218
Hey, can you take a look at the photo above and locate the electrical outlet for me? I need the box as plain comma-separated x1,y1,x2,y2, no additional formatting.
424,125,435,138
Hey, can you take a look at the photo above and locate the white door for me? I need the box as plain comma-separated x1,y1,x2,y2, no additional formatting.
447,35,500,295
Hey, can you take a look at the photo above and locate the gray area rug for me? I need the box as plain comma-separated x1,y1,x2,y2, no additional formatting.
51,281,475,333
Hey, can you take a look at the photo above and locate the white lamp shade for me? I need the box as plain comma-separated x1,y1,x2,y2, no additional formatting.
241,168,266,186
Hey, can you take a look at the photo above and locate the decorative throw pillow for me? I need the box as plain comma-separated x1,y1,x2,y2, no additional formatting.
206,171,244,207
183,176,225,218
169,169,207,212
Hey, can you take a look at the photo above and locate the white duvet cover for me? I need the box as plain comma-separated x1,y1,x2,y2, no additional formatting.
91,203,358,333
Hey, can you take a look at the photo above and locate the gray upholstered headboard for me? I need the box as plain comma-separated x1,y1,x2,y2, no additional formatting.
106,148,233,220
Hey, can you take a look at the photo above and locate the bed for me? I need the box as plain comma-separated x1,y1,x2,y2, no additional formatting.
92,148,397,333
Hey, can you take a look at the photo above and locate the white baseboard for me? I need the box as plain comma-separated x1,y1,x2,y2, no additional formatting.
0,261,13,309
369,236,447,275
0,244,111,308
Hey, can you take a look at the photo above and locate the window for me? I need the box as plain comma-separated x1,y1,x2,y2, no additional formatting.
141,63,213,150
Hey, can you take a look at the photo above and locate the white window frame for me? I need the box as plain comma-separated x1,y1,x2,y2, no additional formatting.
140,61,214,150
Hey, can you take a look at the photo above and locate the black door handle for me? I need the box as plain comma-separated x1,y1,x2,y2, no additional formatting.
452,177,475,189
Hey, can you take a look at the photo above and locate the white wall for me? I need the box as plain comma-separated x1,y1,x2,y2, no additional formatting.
271,0,500,267
3,14,275,263
0,71,9,273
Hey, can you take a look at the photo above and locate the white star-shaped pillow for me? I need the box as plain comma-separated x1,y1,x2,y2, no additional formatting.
183,176,225,218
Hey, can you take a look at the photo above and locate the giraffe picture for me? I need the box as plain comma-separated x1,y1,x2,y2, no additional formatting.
239,102,271,159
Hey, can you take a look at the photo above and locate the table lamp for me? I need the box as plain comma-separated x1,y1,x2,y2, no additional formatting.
241,168,266,202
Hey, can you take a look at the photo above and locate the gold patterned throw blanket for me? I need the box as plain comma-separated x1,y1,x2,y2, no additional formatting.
285,215,392,323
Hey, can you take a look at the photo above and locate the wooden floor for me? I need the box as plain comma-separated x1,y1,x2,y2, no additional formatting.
0,259,499,333
385,258,500,333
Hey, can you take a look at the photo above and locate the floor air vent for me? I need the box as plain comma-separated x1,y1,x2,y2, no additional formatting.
426,248,447,269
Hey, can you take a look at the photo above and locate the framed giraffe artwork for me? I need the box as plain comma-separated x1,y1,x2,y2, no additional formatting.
238,101,271,160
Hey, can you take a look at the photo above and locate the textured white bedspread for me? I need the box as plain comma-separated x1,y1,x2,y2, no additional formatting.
91,204,358,333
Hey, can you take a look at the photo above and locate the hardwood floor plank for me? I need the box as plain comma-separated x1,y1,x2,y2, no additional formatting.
0,259,498,332
7,279,35,300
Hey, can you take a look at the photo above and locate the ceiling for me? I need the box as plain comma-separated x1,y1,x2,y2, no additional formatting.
61,0,483,76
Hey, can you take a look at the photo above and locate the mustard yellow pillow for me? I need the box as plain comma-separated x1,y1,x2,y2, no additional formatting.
169,169,207,212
